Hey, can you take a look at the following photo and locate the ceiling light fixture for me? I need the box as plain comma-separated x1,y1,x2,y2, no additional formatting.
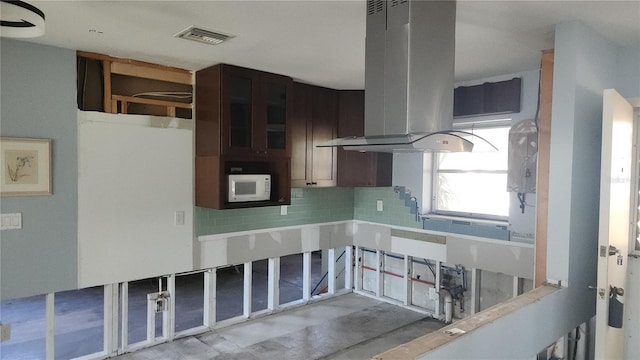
174,26,233,46
0,0,45,38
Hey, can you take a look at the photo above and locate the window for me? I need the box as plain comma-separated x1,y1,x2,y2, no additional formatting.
432,126,509,220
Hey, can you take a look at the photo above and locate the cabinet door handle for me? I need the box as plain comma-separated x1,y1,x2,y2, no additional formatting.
306,182,312,186
311,182,317,185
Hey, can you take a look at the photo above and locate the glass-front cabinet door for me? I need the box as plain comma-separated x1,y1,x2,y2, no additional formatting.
222,65,290,157
229,76,253,149
262,74,290,157
222,65,257,156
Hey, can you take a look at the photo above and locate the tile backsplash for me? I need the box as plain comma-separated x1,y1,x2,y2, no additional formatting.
195,187,354,235
353,187,422,229
195,187,422,236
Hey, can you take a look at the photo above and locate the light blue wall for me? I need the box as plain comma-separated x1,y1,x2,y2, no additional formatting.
616,47,640,99
423,22,635,360
392,153,428,212
394,69,541,235
0,39,78,300
547,22,617,287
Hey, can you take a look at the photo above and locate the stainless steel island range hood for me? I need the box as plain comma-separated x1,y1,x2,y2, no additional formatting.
320,0,487,153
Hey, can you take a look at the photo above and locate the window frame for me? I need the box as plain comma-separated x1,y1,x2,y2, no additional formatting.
431,123,510,222
631,110,640,255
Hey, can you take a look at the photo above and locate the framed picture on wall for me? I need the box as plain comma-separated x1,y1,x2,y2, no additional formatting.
0,137,52,196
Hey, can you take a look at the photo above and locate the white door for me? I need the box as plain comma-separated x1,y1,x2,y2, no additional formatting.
595,89,634,359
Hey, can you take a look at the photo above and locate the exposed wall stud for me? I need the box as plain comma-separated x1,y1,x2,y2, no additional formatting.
471,268,481,314
303,252,311,300
404,255,411,306
165,275,175,340
46,293,54,360
328,248,336,294
204,269,217,328
268,258,280,310
243,262,253,317
104,284,119,356
376,250,383,297
344,246,353,290
354,246,362,291
120,282,129,352
435,261,442,319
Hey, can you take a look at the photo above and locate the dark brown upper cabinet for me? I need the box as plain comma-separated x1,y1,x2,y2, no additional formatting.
195,64,292,209
453,77,521,118
291,83,338,187
337,91,392,187
196,64,292,158
224,68,290,157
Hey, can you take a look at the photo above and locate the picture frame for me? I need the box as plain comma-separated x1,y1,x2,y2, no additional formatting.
0,137,52,196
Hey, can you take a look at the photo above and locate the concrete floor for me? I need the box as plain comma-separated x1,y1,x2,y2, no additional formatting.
1,252,444,359
114,294,444,360
0,252,328,359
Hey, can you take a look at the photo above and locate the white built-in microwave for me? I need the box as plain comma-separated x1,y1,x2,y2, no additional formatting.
228,174,271,202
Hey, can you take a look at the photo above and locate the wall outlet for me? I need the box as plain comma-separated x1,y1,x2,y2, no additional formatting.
1,213,22,230
280,205,288,216
376,200,384,212
0,323,11,342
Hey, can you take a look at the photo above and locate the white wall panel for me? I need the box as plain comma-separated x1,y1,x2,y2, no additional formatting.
391,237,446,262
446,236,534,279
78,111,193,287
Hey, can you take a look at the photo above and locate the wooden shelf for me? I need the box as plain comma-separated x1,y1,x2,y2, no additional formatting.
112,95,192,117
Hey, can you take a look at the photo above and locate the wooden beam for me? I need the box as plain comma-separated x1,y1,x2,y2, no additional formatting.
111,61,193,85
535,50,554,288
78,50,192,83
102,60,112,113
111,94,192,109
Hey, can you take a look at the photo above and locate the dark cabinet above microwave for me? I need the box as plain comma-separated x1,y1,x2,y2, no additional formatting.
196,63,292,158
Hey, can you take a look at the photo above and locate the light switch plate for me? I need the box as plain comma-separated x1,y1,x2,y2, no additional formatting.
1,213,22,230
376,200,383,212
174,211,185,226
280,205,288,216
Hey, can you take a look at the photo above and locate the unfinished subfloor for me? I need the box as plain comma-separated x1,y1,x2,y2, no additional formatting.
113,294,444,360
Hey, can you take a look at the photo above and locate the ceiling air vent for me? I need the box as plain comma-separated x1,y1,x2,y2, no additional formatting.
174,26,233,46
367,0,384,15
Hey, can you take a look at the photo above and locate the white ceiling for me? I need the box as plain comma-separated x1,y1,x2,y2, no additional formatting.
14,1,640,89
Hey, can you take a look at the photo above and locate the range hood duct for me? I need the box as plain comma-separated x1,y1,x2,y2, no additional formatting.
321,0,489,153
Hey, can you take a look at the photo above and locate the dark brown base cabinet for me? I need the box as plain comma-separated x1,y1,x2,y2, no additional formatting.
337,91,392,187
